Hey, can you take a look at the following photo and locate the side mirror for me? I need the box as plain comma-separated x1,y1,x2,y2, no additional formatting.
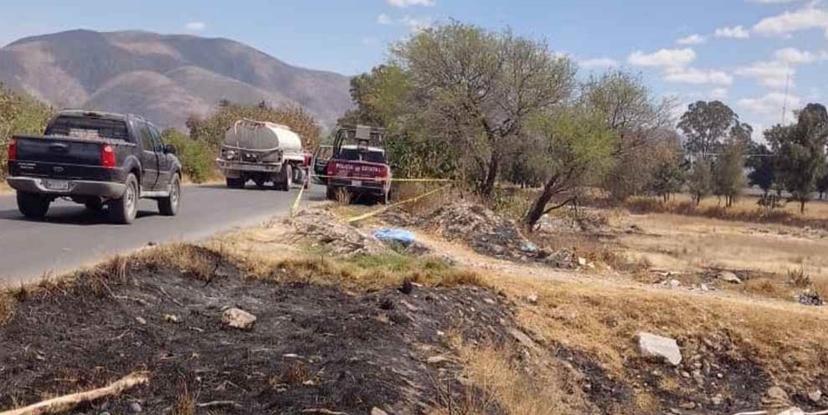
164,144,177,155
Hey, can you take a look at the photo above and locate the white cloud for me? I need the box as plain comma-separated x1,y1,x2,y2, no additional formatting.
737,92,801,123
676,34,706,45
377,13,432,32
184,21,206,32
663,67,733,85
711,88,729,99
627,48,696,68
746,0,801,3
579,57,619,69
377,13,394,25
773,47,828,64
753,6,828,37
714,25,750,39
400,15,432,32
387,0,435,7
736,60,792,89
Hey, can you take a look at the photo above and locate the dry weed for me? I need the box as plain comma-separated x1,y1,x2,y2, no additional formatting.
451,346,581,414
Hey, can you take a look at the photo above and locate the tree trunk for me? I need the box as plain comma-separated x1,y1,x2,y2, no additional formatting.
800,199,806,214
523,179,559,231
479,152,499,197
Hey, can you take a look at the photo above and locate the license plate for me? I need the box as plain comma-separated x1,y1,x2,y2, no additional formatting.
43,179,70,191
351,180,362,187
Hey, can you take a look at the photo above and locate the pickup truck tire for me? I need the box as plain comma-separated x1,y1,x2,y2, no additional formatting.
108,173,139,224
158,174,181,216
226,177,245,189
17,192,50,219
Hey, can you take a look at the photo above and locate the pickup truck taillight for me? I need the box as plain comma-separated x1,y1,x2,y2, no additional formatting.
326,161,337,177
7,139,16,161
101,145,116,169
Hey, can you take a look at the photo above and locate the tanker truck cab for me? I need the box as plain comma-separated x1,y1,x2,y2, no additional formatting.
216,119,305,190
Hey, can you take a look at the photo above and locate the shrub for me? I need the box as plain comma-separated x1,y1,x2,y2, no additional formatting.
162,129,216,183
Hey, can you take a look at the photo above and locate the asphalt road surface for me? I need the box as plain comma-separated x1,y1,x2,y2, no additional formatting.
0,184,323,284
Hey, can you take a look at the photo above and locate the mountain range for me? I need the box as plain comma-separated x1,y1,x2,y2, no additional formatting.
0,30,352,130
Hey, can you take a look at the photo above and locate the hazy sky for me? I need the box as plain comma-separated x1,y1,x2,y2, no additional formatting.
1,0,826,135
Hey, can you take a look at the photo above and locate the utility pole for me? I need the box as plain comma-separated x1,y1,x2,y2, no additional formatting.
781,66,791,125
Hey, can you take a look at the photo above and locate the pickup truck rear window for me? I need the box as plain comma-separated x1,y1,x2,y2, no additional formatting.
338,148,387,164
45,116,130,141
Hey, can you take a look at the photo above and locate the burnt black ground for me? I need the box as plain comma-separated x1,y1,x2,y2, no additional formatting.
0,250,513,414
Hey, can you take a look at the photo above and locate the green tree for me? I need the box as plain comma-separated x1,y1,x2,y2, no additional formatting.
817,171,828,200
522,107,616,229
769,103,828,213
1,84,53,178
583,71,676,201
713,141,746,207
746,143,775,196
687,159,714,205
392,21,576,196
648,156,685,203
678,101,750,159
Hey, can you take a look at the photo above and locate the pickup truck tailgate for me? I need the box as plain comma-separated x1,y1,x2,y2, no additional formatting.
11,136,113,180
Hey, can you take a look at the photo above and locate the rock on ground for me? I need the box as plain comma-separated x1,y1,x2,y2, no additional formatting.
717,271,742,284
637,332,682,366
222,307,257,330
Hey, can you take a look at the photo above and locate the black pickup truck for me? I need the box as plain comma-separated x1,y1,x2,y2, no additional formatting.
6,110,182,224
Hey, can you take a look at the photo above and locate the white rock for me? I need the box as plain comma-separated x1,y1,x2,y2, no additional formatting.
809,389,822,403
371,408,389,415
637,332,682,366
222,308,257,330
526,293,539,304
577,257,587,266
776,408,805,415
669,279,681,288
717,271,742,284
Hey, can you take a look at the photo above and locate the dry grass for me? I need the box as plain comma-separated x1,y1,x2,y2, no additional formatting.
622,194,828,228
446,346,580,414
258,253,488,291
171,384,196,415
493,275,828,387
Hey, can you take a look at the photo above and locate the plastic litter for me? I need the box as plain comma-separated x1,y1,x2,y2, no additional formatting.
373,228,416,247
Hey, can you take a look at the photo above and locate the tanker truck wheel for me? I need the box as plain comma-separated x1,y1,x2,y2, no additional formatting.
226,177,245,189
276,164,292,191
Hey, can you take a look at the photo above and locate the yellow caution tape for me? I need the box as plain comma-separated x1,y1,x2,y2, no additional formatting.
290,182,306,217
346,184,450,223
309,173,453,183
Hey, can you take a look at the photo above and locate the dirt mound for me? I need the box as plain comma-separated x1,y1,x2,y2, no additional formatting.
0,249,515,414
422,202,540,261
290,209,386,256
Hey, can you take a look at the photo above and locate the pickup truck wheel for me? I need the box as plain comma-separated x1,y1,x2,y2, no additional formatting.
226,177,245,189
17,192,50,220
109,174,138,224
158,174,181,216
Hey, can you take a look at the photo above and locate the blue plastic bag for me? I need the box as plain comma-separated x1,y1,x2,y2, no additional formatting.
373,228,416,247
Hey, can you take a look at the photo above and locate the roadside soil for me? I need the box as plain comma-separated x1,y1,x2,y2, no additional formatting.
0,247,515,414
3,200,828,414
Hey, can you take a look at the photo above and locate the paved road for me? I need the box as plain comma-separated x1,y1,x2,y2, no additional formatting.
0,184,323,283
